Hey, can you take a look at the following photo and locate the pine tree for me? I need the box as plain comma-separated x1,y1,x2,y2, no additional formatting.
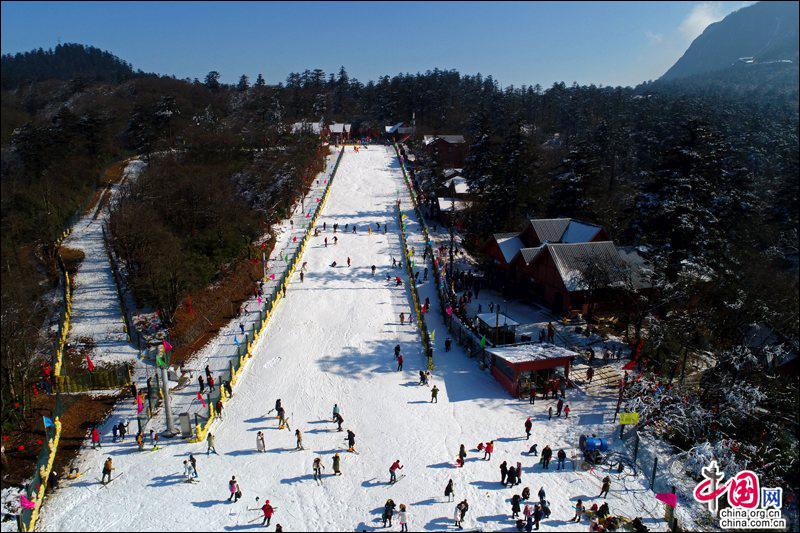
254,73,266,87
237,74,249,92
204,71,221,92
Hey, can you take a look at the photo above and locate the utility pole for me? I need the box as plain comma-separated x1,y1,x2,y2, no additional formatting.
448,198,455,295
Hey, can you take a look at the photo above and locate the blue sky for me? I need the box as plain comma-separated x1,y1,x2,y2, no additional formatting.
1,1,753,88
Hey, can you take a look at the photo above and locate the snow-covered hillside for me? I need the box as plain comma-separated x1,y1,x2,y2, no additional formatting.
36,146,667,532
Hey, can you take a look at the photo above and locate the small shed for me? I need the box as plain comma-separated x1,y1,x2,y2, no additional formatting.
477,312,519,344
487,343,576,397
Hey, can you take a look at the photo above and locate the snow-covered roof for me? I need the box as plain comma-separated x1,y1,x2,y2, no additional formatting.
562,220,603,243
545,241,625,292
477,313,519,328
443,176,469,195
443,168,463,179
291,121,323,134
518,246,544,265
494,233,524,263
385,122,404,133
329,123,352,134
423,135,466,146
527,218,604,244
437,197,470,212
488,343,578,365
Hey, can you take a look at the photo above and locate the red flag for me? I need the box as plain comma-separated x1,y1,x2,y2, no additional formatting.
622,359,637,371
656,493,677,508
163,339,173,353
197,391,206,408
86,353,95,372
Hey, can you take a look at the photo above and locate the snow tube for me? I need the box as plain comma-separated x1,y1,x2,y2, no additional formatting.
584,438,608,452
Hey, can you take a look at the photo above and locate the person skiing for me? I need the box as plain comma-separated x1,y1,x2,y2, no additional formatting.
483,440,494,460
524,417,532,440
261,500,275,526
512,494,522,519
228,476,241,502
397,353,404,371
382,499,396,527
295,429,304,450
371,265,376,276
101,457,114,484
277,406,287,429
312,457,324,482
256,431,266,453
346,429,356,452
333,412,344,432
207,432,218,455
557,449,567,470
332,453,341,475
347,257,351,267
398,504,409,532
445,479,455,502
389,460,403,484
430,385,439,403
500,461,508,485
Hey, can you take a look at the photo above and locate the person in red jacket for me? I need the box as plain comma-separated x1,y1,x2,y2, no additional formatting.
483,441,494,460
91,427,101,449
397,354,404,371
564,405,571,418
261,500,275,526
389,460,404,484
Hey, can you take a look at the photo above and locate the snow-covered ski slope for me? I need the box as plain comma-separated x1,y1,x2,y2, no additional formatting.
38,146,666,532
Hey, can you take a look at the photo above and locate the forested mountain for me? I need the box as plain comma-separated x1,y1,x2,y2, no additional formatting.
661,1,799,81
1,43,139,90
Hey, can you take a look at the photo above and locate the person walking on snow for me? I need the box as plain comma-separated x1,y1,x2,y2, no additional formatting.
511,494,522,518
516,461,523,484
599,476,611,498
228,476,241,502
346,429,356,452
525,417,533,440
389,460,403,484
397,354,404,371
300,271,304,282
260,500,275,526
347,257,351,267
557,449,567,470
91,427,101,449
382,499,396,528
500,461,508,485
399,312,405,325
398,504,409,532
556,398,563,417
430,385,439,403
506,465,518,487
332,453,341,475
198,375,205,394
563,405,570,418
455,500,469,529
183,460,196,483
324,237,328,247
313,458,325,482
207,432,218,455
371,265,376,276
458,444,467,464
256,431,266,453
483,441,494,460
295,429,304,450
445,479,455,501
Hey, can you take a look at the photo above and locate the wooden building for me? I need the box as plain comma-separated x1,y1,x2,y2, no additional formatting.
487,343,576,397
422,135,467,167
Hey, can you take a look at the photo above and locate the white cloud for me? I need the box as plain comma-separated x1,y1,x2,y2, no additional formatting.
644,30,664,45
678,2,755,41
